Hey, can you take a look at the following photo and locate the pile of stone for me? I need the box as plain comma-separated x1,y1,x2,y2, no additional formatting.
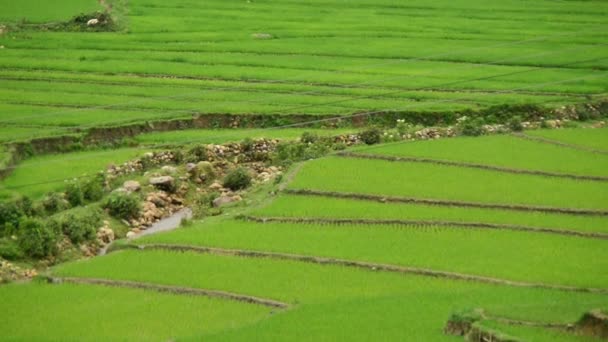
128,191,185,231
413,127,455,140
0,259,37,283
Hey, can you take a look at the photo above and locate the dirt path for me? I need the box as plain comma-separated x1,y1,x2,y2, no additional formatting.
243,216,608,240
338,152,608,182
284,189,608,216
513,133,608,155
45,276,289,308
132,244,608,295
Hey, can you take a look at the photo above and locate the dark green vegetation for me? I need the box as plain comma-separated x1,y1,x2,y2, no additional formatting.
1,0,608,340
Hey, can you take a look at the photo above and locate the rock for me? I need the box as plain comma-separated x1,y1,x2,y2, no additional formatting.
87,18,99,26
123,180,141,192
231,195,242,202
209,181,223,191
149,176,174,191
213,195,236,208
97,227,115,244
161,165,177,174
126,231,137,239
252,32,274,39
186,163,197,173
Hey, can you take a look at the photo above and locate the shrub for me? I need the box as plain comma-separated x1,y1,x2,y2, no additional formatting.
460,119,484,136
0,238,23,260
82,177,105,202
53,207,103,244
103,192,141,220
185,144,208,163
42,192,70,215
65,182,84,207
360,128,382,145
0,202,25,235
508,115,524,132
301,132,319,144
223,167,252,191
18,218,60,259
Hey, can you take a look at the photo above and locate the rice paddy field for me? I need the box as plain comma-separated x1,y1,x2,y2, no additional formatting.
1,0,608,341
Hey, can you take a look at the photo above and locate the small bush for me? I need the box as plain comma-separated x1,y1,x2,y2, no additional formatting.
300,132,319,144
42,192,70,215
82,177,105,202
185,144,208,163
18,218,60,259
223,167,252,191
0,238,23,260
360,128,382,145
103,192,141,220
53,208,103,244
460,119,484,136
508,115,524,132
0,201,26,235
65,182,84,207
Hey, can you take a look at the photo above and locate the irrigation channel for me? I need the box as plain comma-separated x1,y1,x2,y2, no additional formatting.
98,208,193,256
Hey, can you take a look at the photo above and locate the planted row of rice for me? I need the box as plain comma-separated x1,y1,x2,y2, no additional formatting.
253,194,608,235
526,128,608,151
356,134,608,176
54,249,608,322
0,147,145,198
288,156,608,209
138,220,608,288
0,282,271,341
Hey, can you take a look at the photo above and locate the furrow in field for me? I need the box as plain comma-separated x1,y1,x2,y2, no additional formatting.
284,189,608,216
513,133,608,155
337,152,608,182
242,216,608,240
129,244,608,294
44,276,289,309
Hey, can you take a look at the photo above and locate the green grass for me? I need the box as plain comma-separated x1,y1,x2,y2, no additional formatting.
357,134,608,176
0,282,271,341
135,128,355,145
0,0,101,23
289,156,608,209
526,127,608,151
139,220,608,288
253,195,608,235
52,249,608,340
0,0,606,137
0,147,145,198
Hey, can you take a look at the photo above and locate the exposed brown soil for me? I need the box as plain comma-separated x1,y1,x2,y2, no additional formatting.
284,189,608,216
513,133,608,155
243,216,608,240
44,276,289,308
338,152,608,182
576,309,608,339
132,244,608,294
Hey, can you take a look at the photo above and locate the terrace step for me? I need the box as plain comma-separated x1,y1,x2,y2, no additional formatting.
242,216,608,240
284,189,608,216
43,276,289,309
126,244,608,294
337,152,608,182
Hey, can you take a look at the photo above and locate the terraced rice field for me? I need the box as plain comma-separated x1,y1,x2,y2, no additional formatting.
0,0,607,136
2,128,601,340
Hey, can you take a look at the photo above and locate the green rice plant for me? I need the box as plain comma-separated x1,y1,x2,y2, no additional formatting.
253,195,608,235
288,156,608,209
0,282,271,341
139,220,608,288
526,128,608,151
356,134,608,176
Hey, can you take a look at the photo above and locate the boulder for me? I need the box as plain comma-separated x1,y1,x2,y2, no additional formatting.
149,176,174,191
123,180,141,192
213,195,236,208
126,231,137,239
209,181,223,191
161,165,177,174
87,18,99,26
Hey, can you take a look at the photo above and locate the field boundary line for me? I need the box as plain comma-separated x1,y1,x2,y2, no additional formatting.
337,152,608,182
130,244,608,294
513,133,608,155
44,276,289,308
284,189,608,216
242,216,608,240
